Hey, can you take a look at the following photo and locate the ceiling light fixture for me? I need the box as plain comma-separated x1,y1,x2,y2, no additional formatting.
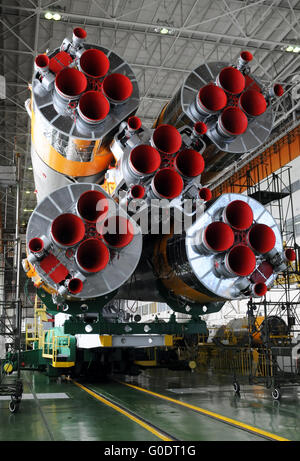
52,13,62,21
286,45,300,53
44,11,62,21
160,27,169,34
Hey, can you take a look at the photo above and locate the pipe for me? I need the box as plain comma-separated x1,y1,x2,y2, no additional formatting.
152,124,182,155
216,66,245,95
223,200,253,230
239,89,267,117
79,48,110,79
51,213,86,247
224,244,256,276
55,67,87,100
217,107,248,137
76,238,110,273
175,149,205,178
196,221,234,253
77,190,109,223
78,90,110,123
247,223,276,254
151,168,184,199
102,216,134,249
129,145,161,176
102,73,133,103
199,187,212,201
68,277,84,294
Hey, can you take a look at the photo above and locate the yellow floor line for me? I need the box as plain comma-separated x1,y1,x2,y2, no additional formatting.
72,380,173,442
120,381,290,442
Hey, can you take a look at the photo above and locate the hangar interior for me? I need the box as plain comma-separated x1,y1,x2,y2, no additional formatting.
1,0,300,442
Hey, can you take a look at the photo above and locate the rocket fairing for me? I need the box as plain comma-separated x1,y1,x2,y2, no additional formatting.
24,28,291,320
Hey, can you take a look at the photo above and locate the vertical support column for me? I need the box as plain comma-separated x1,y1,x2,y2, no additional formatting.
14,153,22,378
0,211,4,358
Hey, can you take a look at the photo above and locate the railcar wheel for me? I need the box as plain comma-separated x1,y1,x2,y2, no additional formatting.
271,387,281,400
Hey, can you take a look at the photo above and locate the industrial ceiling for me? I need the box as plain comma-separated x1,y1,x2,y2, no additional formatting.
1,0,300,231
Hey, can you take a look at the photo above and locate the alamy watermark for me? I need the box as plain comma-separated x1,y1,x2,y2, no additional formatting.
95,191,204,236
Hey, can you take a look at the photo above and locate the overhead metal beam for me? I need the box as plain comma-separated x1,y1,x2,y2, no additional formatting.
0,3,296,50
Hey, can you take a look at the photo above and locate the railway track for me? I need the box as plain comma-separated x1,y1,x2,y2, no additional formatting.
73,379,290,442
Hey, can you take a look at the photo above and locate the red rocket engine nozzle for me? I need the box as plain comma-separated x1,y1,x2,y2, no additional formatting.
247,223,276,254
68,278,84,294
51,213,86,247
223,200,253,230
129,145,161,176
152,124,182,155
130,185,145,199
274,84,284,97
55,67,87,100
218,107,248,137
197,84,227,115
194,121,208,135
175,149,205,178
73,27,87,46
26,183,143,301
151,168,184,199
102,73,133,103
28,237,44,253
127,116,142,132
240,51,253,63
102,216,134,249
77,190,109,224
225,244,256,276
268,83,284,100
78,90,110,123
216,66,245,95
253,282,267,297
79,48,110,79
76,238,110,273
285,248,296,261
203,222,235,253
239,89,267,117
199,188,212,201
35,54,50,73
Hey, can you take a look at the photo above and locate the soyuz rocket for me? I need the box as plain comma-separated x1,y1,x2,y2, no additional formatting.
23,27,295,333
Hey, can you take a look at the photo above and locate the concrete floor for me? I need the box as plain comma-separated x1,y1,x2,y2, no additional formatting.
0,368,299,441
